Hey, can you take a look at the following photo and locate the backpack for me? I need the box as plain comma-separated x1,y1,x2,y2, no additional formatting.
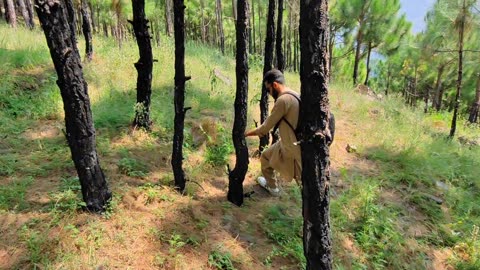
273,92,335,146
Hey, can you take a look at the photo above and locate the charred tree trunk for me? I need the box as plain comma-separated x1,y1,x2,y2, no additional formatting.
259,0,275,151
424,87,430,113
216,0,225,54
24,0,34,28
433,65,445,111
353,28,363,86
364,41,372,86
35,0,111,212
227,0,249,207
328,24,334,80
468,73,480,124
276,0,285,72
18,0,32,29
200,0,206,42
5,0,16,27
299,0,332,268
0,0,4,22
385,65,391,96
87,1,95,34
165,0,173,36
232,0,237,22
172,0,191,192
130,0,153,129
251,0,255,54
81,0,93,61
450,0,466,138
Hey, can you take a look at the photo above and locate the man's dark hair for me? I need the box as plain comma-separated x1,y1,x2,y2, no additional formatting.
263,69,285,85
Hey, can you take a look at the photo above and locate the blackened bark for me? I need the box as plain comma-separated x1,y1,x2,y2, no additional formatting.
276,0,285,72
424,86,430,113
215,0,225,54
259,0,275,152
87,1,95,33
35,0,111,212
299,0,332,268
468,73,480,124
200,0,206,42
5,0,16,27
165,0,173,36
353,28,363,86
433,65,445,111
227,0,249,207
172,0,190,192
18,0,33,29
81,0,93,61
25,0,35,28
0,0,4,22
130,0,153,129
450,0,466,138
232,0,237,22
364,42,372,86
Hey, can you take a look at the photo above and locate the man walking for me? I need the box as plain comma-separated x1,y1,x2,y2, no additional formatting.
245,69,301,195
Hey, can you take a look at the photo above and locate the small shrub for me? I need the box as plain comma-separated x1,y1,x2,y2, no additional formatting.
208,249,236,270
118,157,148,177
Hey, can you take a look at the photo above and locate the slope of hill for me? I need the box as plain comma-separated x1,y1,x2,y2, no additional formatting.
0,25,479,269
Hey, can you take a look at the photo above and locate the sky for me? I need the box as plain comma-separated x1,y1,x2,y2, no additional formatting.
399,0,435,33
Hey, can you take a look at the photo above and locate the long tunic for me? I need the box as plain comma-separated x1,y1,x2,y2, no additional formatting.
253,90,302,182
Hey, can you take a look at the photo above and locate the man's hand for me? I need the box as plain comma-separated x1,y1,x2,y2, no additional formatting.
244,129,256,137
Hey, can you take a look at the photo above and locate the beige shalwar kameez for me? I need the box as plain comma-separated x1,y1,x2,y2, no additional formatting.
252,90,302,188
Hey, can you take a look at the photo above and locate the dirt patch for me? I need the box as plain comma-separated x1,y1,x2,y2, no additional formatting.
429,249,454,270
22,120,63,141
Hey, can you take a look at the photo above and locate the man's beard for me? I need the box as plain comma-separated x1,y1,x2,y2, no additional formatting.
272,89,279,100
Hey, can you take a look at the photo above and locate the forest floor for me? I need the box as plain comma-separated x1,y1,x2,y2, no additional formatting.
1,25,479,269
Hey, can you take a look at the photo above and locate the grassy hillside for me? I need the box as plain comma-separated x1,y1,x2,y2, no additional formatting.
0,25,479,269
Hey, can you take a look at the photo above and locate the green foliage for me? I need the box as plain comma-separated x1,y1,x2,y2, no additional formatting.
208,249,236,270
118,157,149,178
0,176,33,211
205,127,234,166
262,205,305,268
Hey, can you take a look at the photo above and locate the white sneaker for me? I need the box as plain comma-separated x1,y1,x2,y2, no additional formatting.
257,176,281,196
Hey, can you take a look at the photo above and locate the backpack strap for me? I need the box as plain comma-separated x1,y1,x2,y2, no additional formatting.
272,92,301,135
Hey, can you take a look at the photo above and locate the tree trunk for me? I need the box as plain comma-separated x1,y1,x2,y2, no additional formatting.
227,0,249,207
450,0,466,138
87,1,95,34
258,3,262,55
259,0,275,152
165,0,173,36
328,24,334,81
433,65,445,111
276,0,285,72
251,0,255,54
299,0,332,268
81,0,93,61
385,65,391,96
0,0,4,22
172,0,191,192
200,0,206,42
24,0,36,29
232,0,237,22
103,22,109,37
35,0,111,212
364,41,372,86
131,0,153,129
215,0,225,55
293,26,299,72
424,87,430,113
353,27,363,86
5,0,16,27
17,0,31,29
468,73,480,123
